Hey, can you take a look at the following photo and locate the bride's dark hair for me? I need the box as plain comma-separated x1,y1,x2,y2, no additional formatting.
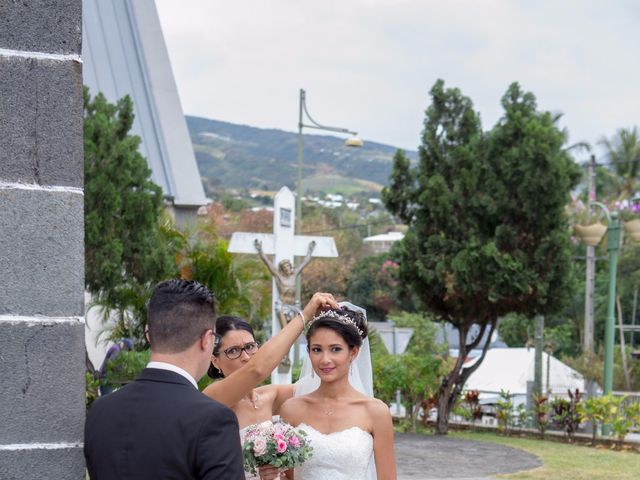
305,307,368,349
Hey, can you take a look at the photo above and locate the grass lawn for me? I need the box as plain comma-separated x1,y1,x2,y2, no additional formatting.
453,431,640,480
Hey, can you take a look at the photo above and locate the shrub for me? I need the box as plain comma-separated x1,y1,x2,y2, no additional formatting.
551,389,584,441
496,390,514,435
532,394,549,439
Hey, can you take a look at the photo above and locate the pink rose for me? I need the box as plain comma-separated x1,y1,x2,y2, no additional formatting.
273,422,288,435
253,438,267,457
288,435,301,448
276,439,287,454
274,433,285,442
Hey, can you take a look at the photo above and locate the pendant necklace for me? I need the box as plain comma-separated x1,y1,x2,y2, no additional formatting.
245,391,260,410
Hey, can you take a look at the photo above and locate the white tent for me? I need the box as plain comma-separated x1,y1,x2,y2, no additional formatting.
464,348,587,405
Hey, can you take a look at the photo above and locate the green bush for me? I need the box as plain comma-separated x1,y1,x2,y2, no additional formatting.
496,390,514,435
550,389,584,441
103,350,150,386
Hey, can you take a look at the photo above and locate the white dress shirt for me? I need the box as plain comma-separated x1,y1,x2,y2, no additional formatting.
147,361,199,389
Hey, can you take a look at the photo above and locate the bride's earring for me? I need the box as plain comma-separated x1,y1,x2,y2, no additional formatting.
350,362,353,376
311,369,315,379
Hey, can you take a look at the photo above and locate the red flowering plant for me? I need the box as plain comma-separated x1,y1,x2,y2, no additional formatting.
241,420,313,475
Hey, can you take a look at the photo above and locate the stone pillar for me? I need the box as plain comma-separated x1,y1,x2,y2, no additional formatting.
0,1,86,478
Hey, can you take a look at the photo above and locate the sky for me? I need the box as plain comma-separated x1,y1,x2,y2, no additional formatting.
155,0,639,156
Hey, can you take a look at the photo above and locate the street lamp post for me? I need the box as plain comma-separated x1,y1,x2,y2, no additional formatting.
603,210,621,395
581,202,621,396
294,88,363,305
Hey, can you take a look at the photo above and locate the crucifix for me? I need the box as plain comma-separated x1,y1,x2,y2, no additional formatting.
228,186,338,384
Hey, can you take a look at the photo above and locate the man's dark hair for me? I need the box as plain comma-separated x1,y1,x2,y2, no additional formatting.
147,279,216,353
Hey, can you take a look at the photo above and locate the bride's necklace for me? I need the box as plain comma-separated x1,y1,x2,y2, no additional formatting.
321,399,337,416
243,391,260,410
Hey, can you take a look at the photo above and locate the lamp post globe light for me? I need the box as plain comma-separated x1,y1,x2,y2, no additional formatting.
294,88,363,304
573,200,636,396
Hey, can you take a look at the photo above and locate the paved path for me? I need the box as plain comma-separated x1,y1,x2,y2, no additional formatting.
394,433,541,480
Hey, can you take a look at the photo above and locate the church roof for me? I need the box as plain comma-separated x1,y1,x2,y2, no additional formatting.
82,0,206,208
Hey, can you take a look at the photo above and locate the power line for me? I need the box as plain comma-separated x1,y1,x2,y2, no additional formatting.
301,219,395,235
580,159,640,167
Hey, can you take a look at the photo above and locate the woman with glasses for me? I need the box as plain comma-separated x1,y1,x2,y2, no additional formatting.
203,293,337,480
205,316,293,429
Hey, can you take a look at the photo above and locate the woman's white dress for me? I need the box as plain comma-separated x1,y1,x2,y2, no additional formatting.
239,425,260,480
294,423,374,480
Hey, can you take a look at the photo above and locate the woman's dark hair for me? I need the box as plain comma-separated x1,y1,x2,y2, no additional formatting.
306,307,368,349
207,315,255,379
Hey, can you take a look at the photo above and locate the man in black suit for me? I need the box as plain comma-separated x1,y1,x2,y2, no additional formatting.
85,279,244,479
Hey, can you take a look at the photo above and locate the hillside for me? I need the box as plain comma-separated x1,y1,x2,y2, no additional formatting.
186,115,417,196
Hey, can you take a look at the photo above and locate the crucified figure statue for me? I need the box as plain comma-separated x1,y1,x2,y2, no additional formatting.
254,238,316,329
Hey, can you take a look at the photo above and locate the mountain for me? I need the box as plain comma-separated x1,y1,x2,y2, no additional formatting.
186,115,418,197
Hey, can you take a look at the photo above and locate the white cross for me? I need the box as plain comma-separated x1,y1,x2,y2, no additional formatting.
228,186,338,384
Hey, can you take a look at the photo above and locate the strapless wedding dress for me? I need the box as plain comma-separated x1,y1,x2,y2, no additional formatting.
295,423,374,480
239,425,260,480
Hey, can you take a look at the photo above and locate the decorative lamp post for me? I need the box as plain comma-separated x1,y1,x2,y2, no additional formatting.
624,218,640,242
573,223,607,247
573,200,639,397
573,202,617,396
294,88,363,304
602,210,621,396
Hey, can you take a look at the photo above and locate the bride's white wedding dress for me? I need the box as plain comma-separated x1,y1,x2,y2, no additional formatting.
239,425,260,480
295,423,374,480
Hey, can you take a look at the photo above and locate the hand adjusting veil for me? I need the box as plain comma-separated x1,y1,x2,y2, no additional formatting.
293,301,373,397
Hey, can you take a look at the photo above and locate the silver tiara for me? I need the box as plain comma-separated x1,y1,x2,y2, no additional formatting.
310,310,363,336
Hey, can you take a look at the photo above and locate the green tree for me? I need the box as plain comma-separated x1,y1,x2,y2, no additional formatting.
498,313,531,347
175,222,271,328
383,80,580,434
372,313,445,431
599,127,640,201
346,254,403,320
84,88,176,347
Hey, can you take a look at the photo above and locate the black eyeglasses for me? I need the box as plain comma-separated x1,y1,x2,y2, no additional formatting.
221,342,259,360
203,329,221,350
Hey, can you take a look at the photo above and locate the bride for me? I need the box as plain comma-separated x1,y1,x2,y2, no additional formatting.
280,305,397,480
203,292,339,480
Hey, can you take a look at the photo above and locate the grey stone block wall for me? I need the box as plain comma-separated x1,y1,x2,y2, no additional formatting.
0,56,84,188
0,0,82,55
0,449,86,480
0,0,85,477
0,322,85,444
0,189,84,317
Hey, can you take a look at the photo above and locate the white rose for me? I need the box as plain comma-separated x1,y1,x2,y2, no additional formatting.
253,437,267,457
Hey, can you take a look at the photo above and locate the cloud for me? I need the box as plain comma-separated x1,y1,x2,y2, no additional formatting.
156,0,640,152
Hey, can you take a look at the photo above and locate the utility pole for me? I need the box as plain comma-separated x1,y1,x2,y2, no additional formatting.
532,315,544,428
584,154,597,353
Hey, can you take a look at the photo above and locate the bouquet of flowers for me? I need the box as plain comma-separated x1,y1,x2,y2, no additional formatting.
241,420,313,475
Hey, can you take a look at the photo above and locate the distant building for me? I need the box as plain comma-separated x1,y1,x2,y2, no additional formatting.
436,321,507,359
464,347,587,407
363,231,404,254
82,0,207,224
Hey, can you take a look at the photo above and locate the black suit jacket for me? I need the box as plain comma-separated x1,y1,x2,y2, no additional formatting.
85,368,244,480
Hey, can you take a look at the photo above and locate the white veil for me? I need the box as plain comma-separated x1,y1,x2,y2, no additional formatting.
293,301,376,479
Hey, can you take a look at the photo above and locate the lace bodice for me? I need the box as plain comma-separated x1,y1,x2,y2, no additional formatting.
295,423,374,480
